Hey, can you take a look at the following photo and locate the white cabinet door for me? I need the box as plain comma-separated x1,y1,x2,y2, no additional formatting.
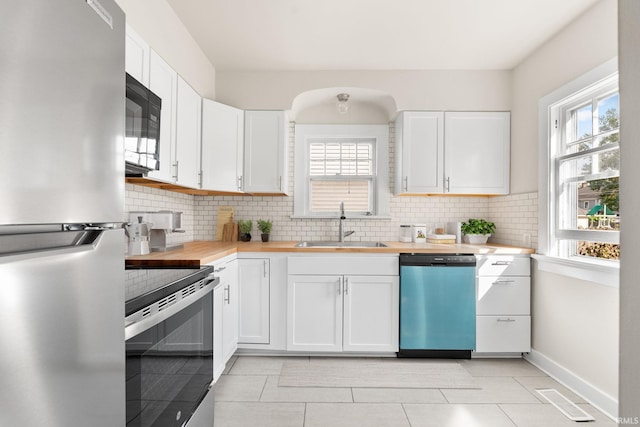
125,25,149,86
343,275,399,352
201,100,244,192
395,111,444,194
222,259,239,361
444,112,510,194
243,111,288,194
147,50,177,183
213,284,225,382
238,258,270,344
476,316,531,353
287,275,343,352
175,76,202,188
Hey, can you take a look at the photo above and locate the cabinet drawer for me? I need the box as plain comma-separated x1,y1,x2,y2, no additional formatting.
475,316,531,353
476,255,530,276
476,276,530,315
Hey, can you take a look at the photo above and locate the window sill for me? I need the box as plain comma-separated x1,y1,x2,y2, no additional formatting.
531,254,619,288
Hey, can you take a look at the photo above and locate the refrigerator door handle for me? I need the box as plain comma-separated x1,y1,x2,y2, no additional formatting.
0,227,121,257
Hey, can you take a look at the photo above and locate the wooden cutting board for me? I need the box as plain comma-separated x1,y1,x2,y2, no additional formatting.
215,206,235,240
222,219,238,242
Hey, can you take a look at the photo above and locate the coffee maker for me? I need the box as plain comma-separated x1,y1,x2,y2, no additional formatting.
125,216,152,255
129,210,185,252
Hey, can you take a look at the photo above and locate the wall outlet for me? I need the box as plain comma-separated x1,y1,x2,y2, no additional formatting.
523,233,531,247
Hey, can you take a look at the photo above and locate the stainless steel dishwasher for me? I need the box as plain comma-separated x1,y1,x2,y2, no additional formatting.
398,253,476,358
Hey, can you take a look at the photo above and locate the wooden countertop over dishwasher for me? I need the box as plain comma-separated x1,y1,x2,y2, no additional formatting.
125,240,535,268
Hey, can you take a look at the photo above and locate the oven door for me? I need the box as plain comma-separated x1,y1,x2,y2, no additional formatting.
125,284,213,427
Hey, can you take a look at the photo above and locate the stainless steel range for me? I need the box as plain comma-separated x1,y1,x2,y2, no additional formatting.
125,266,218,427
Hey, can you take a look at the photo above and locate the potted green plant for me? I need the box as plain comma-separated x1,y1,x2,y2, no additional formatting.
461,218,496,244
257,219,272,242
238,219,252,242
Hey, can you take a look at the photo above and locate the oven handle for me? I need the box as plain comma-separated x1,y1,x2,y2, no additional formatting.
125,281,214,340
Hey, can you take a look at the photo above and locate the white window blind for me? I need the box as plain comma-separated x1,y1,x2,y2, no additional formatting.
307,139,375,214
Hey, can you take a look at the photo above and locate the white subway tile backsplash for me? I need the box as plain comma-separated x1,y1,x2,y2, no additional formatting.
124,125,538,249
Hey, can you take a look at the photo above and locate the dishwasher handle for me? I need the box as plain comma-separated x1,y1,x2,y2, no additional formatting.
399,253,476,267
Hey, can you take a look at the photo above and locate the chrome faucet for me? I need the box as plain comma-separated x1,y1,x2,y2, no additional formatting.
338,201,355,242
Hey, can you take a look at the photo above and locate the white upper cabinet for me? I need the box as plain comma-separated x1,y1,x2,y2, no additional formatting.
201,100,244,192
395,111,444,194
175,76,202,188
147,50,178,183
243,111,288,194
444,112,510,195
395,111,510,195
124,25,149,86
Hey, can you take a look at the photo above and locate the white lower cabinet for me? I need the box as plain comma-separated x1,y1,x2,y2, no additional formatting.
287,256,399,353
213,284,225,382
210,256,238,383
287,275,343,352
237,258,270,344
342,275,399,352
476,316,531,353
222,259,239,360
287,274,399,352
475,255,531,354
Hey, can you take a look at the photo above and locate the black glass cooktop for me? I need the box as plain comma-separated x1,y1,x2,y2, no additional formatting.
124,266,214,316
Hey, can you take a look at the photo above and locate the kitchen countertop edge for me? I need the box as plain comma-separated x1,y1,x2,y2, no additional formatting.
125,240,535,267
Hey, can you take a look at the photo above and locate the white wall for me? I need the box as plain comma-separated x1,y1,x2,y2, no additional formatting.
510,0,617,194
618,0,640,418
215,70,511,112
511,0,619,412
114,0,216,98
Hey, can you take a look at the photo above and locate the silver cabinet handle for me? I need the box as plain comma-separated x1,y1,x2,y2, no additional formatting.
446,176,450,192
172,161,179,181
404,176,408,192
492,261,512,266
497,318,516,322
492,280,515,285
224,285,230,303
279,176,283,191
345,277,349,295
214,266,227,273
337,278,342,295
263,260,267,278
198,170,203,187
237,175,243,191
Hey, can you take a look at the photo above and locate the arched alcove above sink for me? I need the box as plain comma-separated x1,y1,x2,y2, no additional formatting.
290,87,397,124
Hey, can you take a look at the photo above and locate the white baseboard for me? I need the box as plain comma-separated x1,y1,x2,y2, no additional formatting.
524,349,618,420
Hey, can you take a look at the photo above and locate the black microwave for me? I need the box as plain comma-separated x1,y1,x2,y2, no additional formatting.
125,73,161,176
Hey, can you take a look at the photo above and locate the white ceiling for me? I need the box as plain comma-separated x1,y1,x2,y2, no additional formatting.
166,0,599,71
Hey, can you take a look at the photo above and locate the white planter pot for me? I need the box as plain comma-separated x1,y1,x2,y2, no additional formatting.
463,234,491,244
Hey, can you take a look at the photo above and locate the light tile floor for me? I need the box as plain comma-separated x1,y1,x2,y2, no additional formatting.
213,356,616,427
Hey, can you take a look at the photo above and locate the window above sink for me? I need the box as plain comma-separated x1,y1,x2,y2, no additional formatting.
293,124,390,219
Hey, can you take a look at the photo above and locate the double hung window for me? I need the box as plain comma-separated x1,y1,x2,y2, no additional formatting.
308,139,374,214
548,73,620,262
293,124,389,218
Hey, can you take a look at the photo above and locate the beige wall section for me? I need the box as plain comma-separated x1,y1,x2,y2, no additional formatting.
532,269,619,398
510,0,617,194
115,0,216,98
215,70,511,113
619,0,640,417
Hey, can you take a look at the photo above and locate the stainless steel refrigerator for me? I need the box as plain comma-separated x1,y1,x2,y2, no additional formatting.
0,1,126,425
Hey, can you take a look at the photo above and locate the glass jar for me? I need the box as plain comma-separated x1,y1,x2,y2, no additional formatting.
399,224,412,242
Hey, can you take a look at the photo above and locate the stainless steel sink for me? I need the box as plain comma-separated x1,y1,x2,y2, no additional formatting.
295,241,388,248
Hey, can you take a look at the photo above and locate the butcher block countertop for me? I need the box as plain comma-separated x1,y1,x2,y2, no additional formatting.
125,240,535,268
